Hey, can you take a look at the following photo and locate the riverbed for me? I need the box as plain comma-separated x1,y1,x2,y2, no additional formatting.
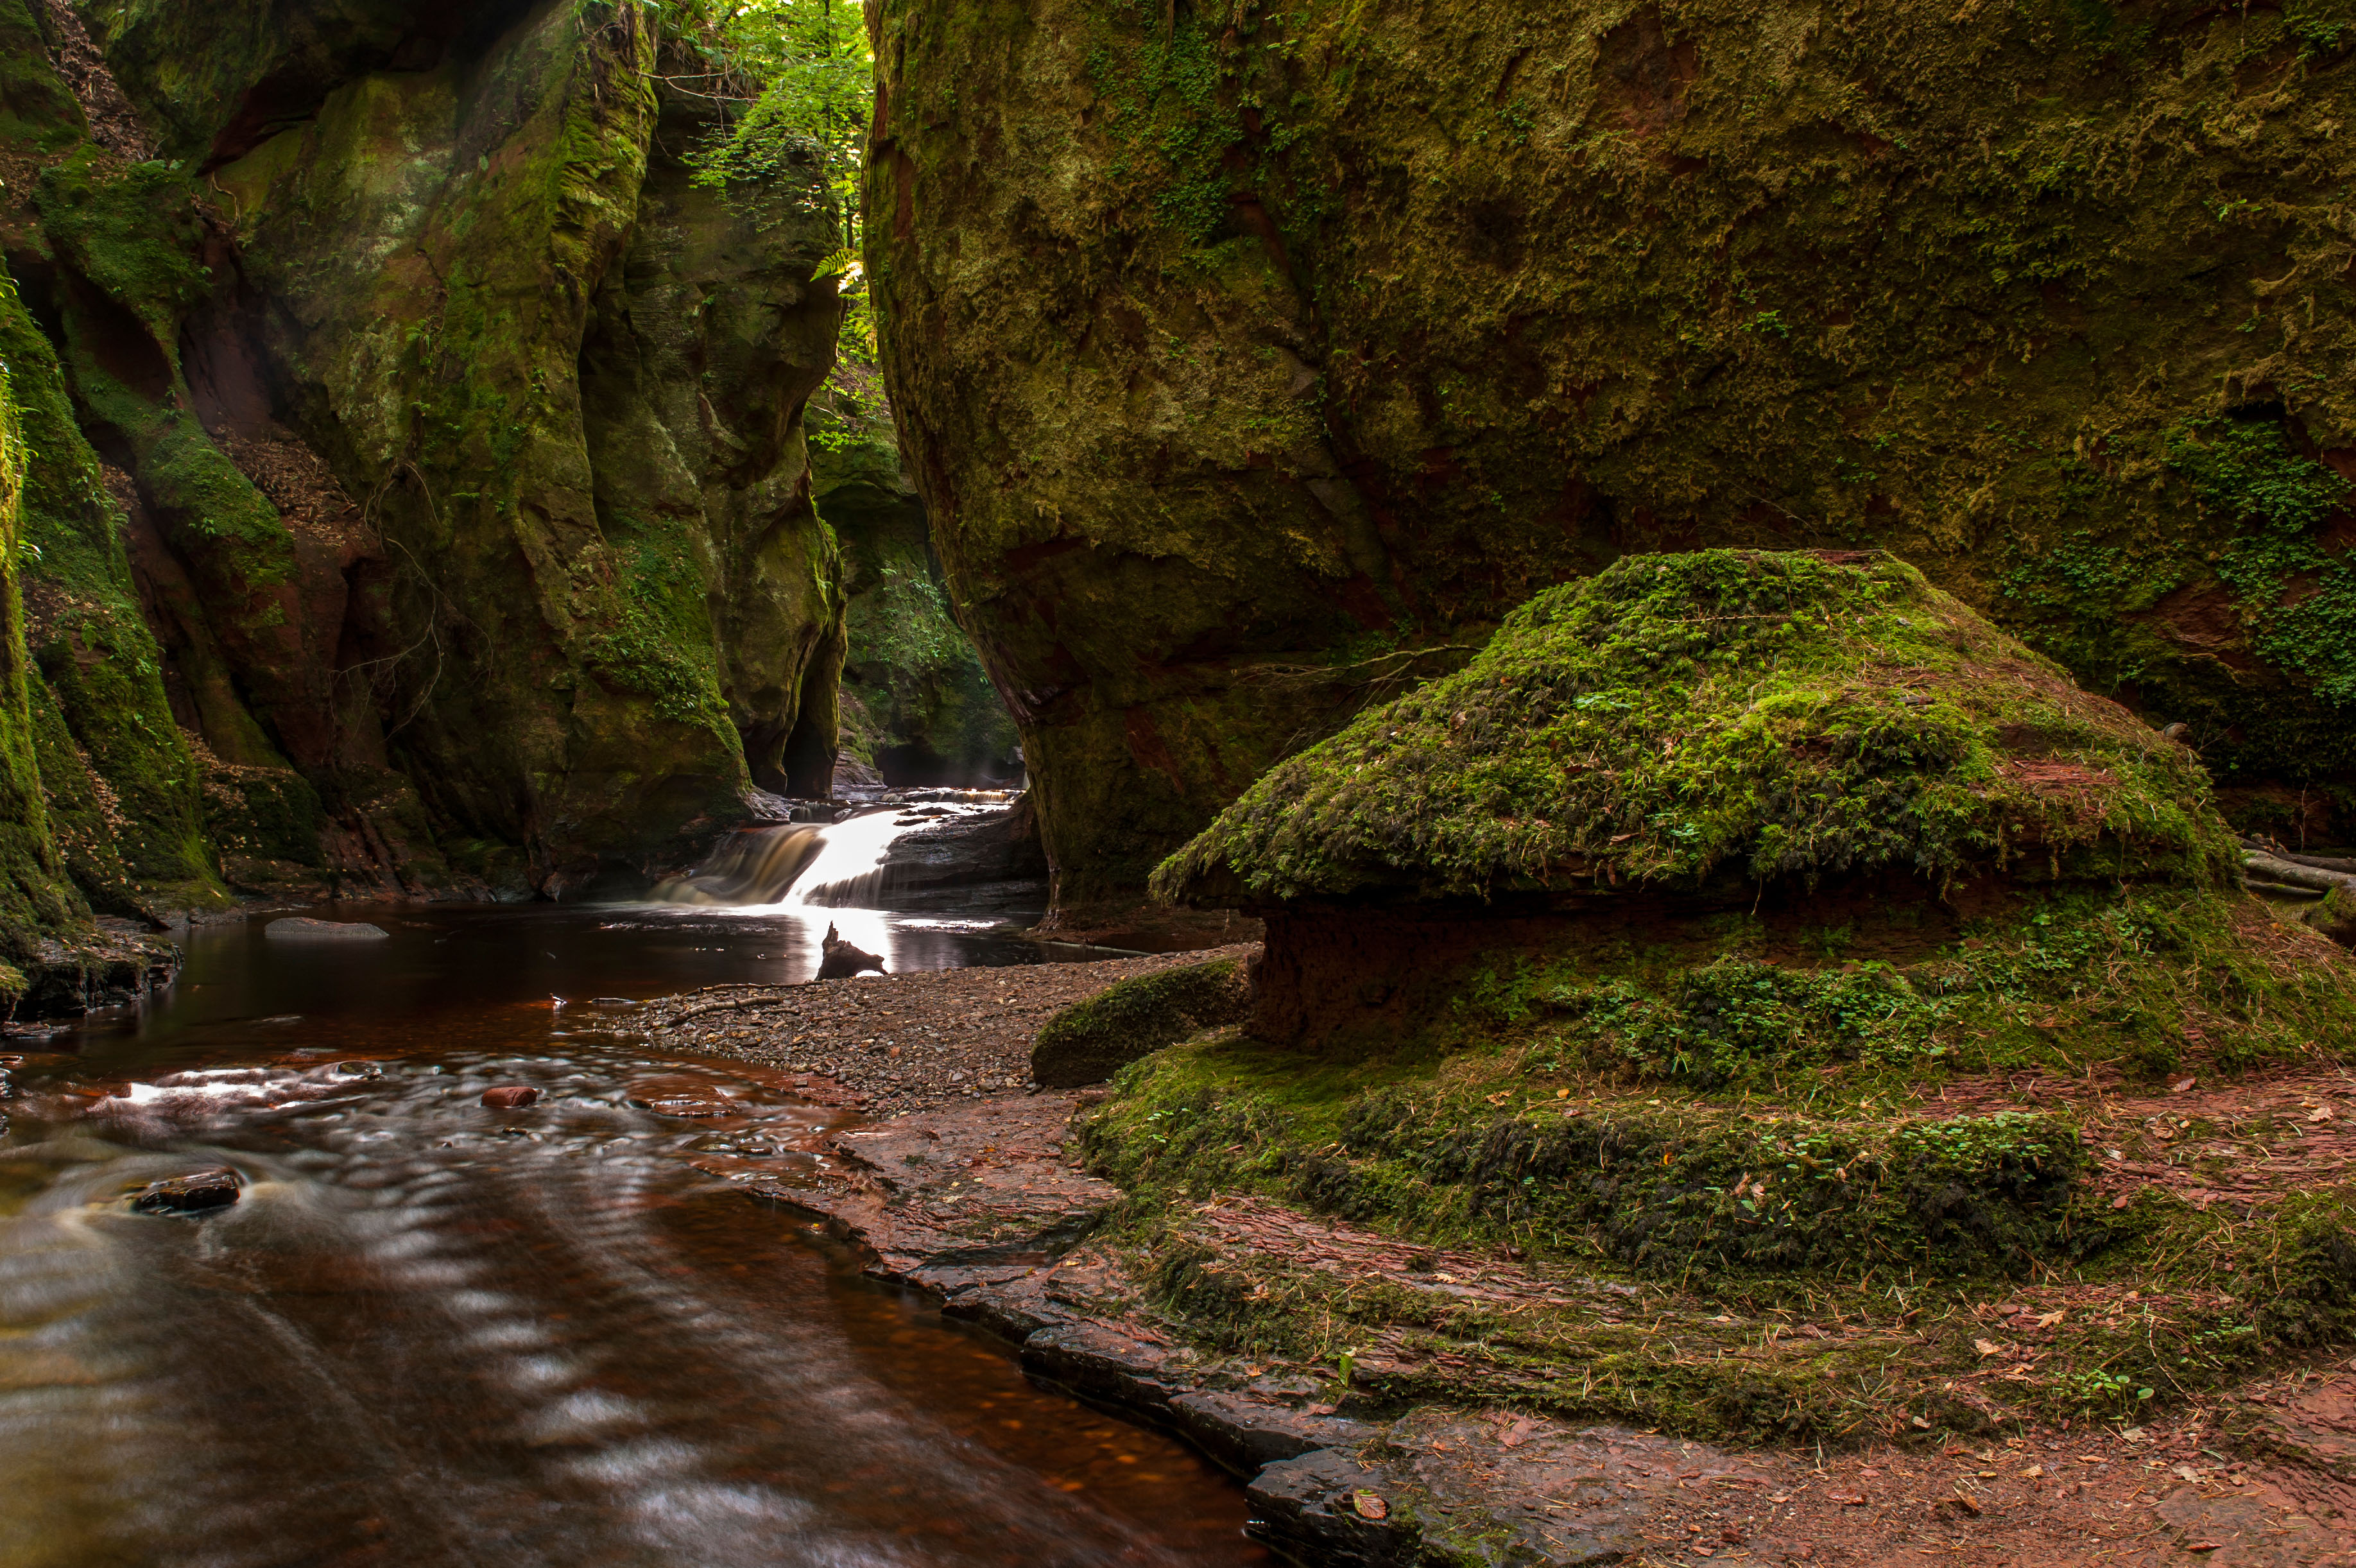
0,903,1264,1567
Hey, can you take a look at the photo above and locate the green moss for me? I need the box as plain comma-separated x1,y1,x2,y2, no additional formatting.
1074,1022,2354,1436
1030,956,1250,1087
875,0,2356,922
1468,884,2355,1088
33,150,212,346
1157,551,2235,905
2168,419,2356,707
0,340,91,961
0,266,225,913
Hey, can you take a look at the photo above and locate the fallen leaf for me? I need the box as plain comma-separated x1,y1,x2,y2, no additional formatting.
1975,1338,2003,1357
1911,1415,1932,1429
1940,1494,1982,1517
2035,1311,2067,1329
2111,1192,2133,1210
2020,1466,2044,1479
2172,1465,2200,1483
1351,1490,1389,1521
2171,1077,2197,1094
1827,1492,1866,1506
2077,1456,2106,1464
2310,1107,2335,1123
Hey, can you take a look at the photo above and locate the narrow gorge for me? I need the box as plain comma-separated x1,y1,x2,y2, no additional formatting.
1,3,2353,1566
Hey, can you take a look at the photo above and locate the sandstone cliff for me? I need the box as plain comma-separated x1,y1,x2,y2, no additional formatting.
0,0,849,947
869,0,2356,931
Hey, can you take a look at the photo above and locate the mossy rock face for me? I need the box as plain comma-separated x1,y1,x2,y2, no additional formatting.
0,325,96,963
1158,551,2234,906
872,0,2356,920
812,366,1022,788
0,1,854,906
1030,956,1253,1087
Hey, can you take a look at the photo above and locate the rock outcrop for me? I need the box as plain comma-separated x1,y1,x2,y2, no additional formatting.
809,366,1020,788
869,0,2356,929
0,0,850,938
1154,550,2348,1060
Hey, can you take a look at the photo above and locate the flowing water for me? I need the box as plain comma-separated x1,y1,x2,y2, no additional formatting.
652,795,1018,910
0,905,1266,1567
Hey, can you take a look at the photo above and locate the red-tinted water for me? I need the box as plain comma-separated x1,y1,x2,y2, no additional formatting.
0,904,1266,1567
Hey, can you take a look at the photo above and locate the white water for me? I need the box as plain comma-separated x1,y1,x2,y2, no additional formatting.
786,810,910,908
651,798,1011,914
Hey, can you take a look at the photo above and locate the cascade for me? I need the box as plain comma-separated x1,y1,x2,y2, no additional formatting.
649,825,828,906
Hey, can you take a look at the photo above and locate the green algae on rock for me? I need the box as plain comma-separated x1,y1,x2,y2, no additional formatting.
0,0,859,932
1152,552,2350,1065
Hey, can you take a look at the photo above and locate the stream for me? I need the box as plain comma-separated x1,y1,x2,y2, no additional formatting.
0,902,1266,1567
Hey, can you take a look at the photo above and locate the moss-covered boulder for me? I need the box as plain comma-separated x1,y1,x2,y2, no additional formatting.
1029,955,1251,1087
1155,551,2356,1067
871,0,2356,927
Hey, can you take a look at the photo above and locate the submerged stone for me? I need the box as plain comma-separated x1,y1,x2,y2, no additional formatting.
263,918,389,943
129,1168,242,1216
481,1086,540,1110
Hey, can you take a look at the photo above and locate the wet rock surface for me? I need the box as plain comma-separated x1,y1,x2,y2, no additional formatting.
746,1080,2356,1567
128,1167,242,1216
263,918,389,943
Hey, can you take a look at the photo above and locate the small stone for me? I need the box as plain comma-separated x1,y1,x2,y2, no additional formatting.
130,1167,242,1216
481,1085,540,1108
263,917,390,942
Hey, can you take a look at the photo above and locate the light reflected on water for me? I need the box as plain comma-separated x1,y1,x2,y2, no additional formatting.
0,908,1260,1568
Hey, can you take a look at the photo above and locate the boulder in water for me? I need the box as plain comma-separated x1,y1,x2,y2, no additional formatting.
130,1168,243,1216
816,924,886,980
264,918,390,942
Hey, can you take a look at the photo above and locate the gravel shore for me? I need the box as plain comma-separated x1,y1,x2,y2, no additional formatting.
621,944,1258,1117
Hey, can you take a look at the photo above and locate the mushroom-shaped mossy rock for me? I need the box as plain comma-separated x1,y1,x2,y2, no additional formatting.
1151,550,2356,1065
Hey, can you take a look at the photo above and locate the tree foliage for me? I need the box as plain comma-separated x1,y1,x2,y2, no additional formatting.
637,0,877,351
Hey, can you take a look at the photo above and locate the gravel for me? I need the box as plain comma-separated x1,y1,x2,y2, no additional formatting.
620,944,1259,1117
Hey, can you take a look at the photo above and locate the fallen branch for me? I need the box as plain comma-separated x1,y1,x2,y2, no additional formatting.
2242,850,2356,899
663,993,795,1026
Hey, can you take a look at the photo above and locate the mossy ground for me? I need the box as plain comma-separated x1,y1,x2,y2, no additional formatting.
1029,955,1249,1086
1064,892,2356,1445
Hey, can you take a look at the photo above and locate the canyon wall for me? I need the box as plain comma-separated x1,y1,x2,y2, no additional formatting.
0,0,848,950
869,0,2356,934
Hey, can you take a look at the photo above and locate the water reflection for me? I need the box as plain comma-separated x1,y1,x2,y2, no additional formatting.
0,909,1259,1568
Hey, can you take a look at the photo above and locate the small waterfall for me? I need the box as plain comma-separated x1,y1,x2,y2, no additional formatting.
783,809,914,908
651,825,827,906
651,811,911,909
651,795,1018,911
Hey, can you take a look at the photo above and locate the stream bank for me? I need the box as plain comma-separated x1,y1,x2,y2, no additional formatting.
632,927,2356,1567
0,906,1266,1568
